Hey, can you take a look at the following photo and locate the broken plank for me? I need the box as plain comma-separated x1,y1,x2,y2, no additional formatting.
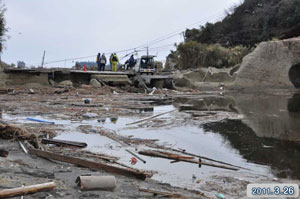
28,148,149,180
0,149,8,157
126,110,175,126
41,138,87,148
0,182,56,198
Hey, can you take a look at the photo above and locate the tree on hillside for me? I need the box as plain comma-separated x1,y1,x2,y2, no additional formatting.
185,0,300,47
0,0,6,53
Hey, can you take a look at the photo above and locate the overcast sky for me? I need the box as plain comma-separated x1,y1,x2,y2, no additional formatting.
2,0,240,68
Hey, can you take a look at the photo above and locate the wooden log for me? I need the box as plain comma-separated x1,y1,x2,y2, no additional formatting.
126,110,175,126
0,182,56,198
138,150,238,171
0,149,8,158
41,138,87,148
28,148,148,180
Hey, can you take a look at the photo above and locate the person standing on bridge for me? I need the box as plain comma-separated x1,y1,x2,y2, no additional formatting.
96,53,101,71
109,53,113,71
111,53,119,72
99,53,107,71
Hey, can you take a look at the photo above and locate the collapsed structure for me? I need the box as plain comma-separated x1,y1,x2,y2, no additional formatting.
231,37,300,89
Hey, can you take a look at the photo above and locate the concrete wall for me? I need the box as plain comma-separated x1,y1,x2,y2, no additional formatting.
231,37,300,89
5,73,49,87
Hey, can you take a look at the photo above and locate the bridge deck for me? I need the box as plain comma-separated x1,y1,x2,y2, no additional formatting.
4,68,134,75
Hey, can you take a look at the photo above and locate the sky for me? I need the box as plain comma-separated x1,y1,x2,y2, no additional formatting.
2,0,241,68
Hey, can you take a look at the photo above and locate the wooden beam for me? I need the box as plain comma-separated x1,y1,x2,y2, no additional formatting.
0,182,56,198
41,138,87,148
28,148,148,180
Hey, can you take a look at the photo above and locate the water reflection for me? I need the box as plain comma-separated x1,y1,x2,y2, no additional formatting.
287,94,300,113
181,92,300,180
201,119,300,179
174,96,237,112
232,92,300,141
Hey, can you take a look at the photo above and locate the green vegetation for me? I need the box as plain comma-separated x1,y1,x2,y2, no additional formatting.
167,0,300,70
185,0,300,47
166,41,252,70
0,1,5,53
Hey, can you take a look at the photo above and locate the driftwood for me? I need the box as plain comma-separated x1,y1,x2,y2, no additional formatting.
81,151,120,161
0,149,8,157
82,128,158,146
0,88,14,94
169,148,249,170
0,182,56,198
126,110,175,125
0,124,39,148
28,148,150,180
139,187,192,199
41,138,87,148
138,150,239,171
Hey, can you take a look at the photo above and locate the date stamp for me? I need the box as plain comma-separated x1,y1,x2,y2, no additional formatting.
247,184,299,198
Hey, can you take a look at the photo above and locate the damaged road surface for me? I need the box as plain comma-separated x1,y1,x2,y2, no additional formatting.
0,85,300,199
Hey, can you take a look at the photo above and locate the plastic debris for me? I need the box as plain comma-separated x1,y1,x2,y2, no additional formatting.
26,118,55,124
192,174,197,180
84,98,91,104
216,193,225,199
130,157,137,165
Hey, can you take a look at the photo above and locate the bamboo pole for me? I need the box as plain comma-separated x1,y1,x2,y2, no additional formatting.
169,148,249,170
0,182,56,198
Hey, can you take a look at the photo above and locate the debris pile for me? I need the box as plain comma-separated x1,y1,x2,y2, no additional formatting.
0,124,39,148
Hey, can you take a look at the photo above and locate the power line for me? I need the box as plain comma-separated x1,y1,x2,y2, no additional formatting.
38,10,227,66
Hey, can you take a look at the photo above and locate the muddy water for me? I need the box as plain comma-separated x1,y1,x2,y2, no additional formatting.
52,105,270,191
2,91,300,191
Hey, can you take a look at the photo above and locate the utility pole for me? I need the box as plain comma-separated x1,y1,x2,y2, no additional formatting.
41,50,46,68
146,46,149,56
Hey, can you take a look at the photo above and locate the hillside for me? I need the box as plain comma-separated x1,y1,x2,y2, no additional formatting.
185,0,300,47
166,0,300,70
